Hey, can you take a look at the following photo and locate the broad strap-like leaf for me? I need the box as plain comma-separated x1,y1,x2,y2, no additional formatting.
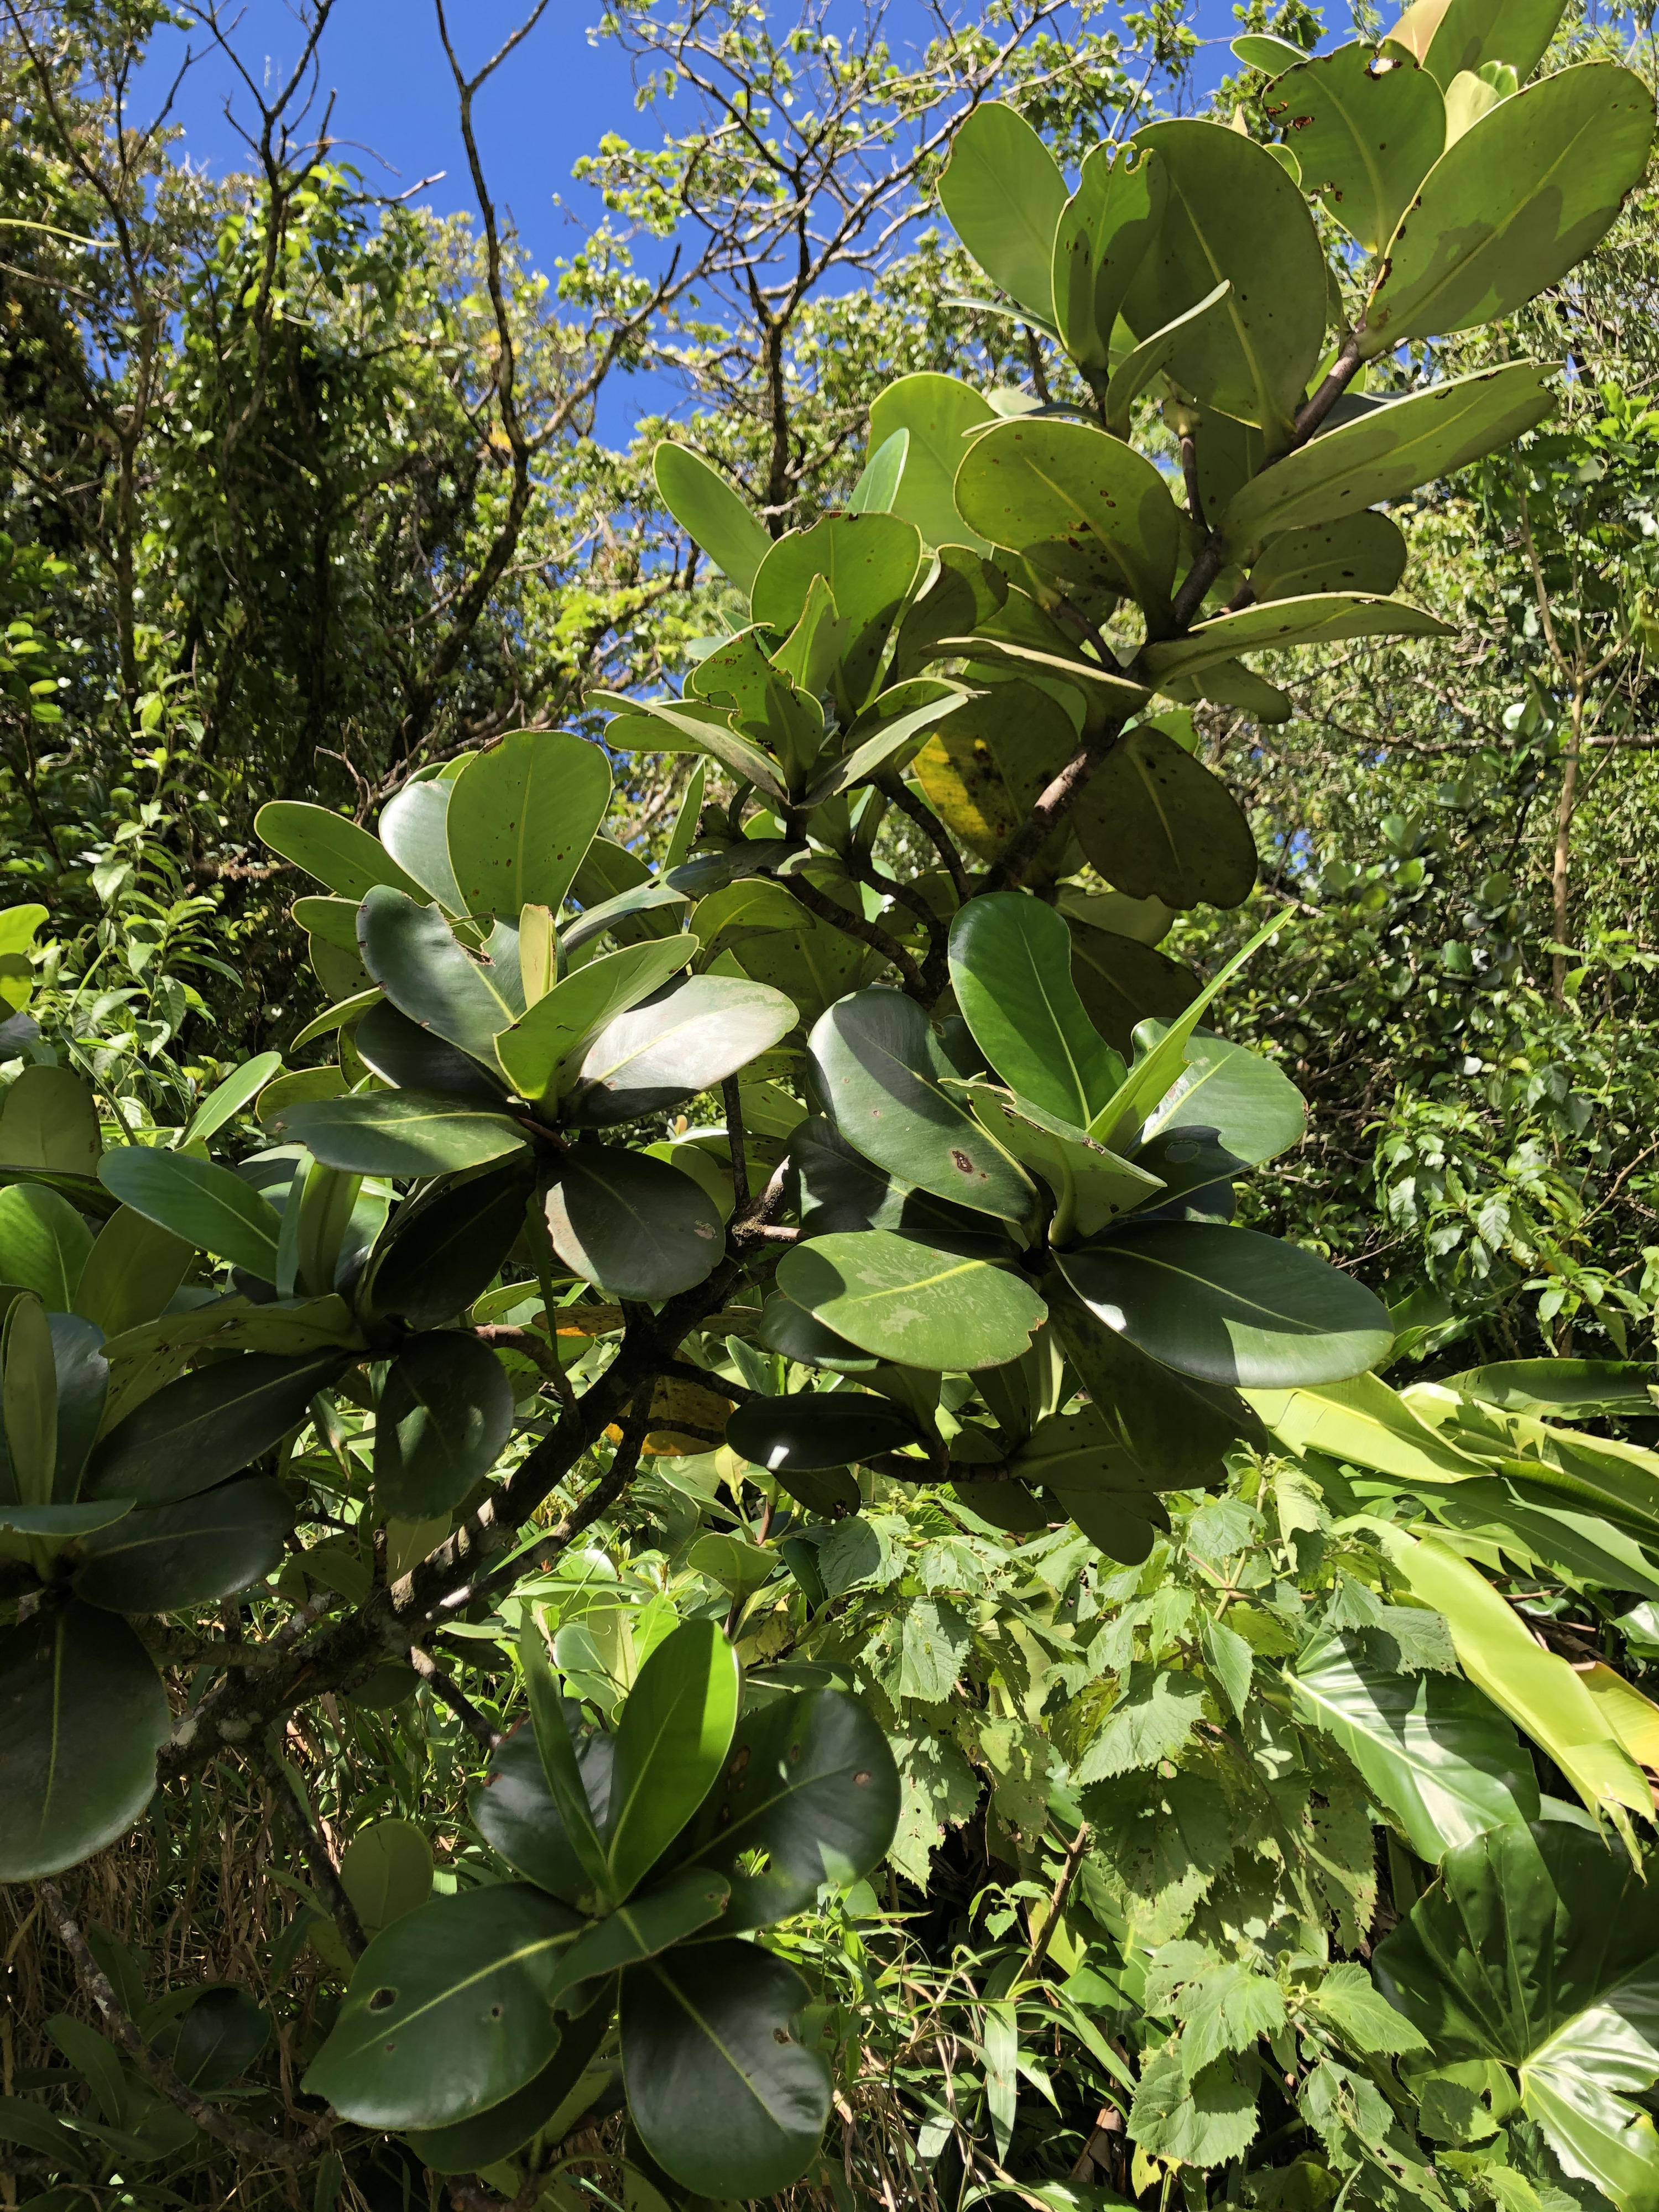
98,1148,283,1282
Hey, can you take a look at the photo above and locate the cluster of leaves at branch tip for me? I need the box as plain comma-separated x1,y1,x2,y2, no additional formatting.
0,0,1653,2193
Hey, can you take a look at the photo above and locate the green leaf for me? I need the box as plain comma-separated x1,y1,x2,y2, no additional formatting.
404,1993,614,2174
605,1619,740,1901
1015,1405,1159,1490
69,1208,187,1352
302,1884,583,2128
183,1052,285,1150
1135,1029,1307,1170
1052,140,1166,377
46,1316,107,1503
3,1291,56,1506
520,1616,613,1905
1058,1222,1392,1387
1376,1822,1659,2212
544,1145,724,1301
357,886,519,1062
269,1091,530,1177
1068,924,1200,1059
473,1710,614,1907
1050,1275,1265,1480
1251,512,1409,602
494,938,696,1103
169,1986,271,2091
1293,1628,1540,1860
911,678,1079,867
0,1499,132,1561
378,778,465,912
948,894,1121,1130
1223,360,1558,548
1364,62,1654,358
791,1113,1019,1260
563,974,795,1131
1305,1961,1430,2056
727,1391,918,1473
849,427,909,514
1446,1359,1657,1420
759,1288,883,1374
360,1159,531,1330
954,418,1182,618
1145,1947,1288,2073
1269,41,1448,254
255,802,424,901
97,1148,283,1282
445,732,612,924
808,678,964,806
601,690,792,804
1143,593,1453,688
0,1067,102,1176
1077,1661,1208,1781
1246,1370,1490,1484
86,1348,351,1506
0,1182,91,1310
778,1229,1047,1370
340,1819,432,1933
937,102,1069,325
0,1600,168,1879
1129,2047,1260,2164
966,1085,1164,1241
557,1867,732,1996
621,1940,831,2198
808,988,1037,1224
353,1000,508,1104
1105,280,1232,440
72,1477,293,1613
1201,1615,1255,1720
654,442,772,595
374,1333,513,1517
1076,725,1258,910
868,375,999,555
752,515,924,709
1124,118,1328,446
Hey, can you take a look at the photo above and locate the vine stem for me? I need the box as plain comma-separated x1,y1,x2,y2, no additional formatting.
38,1880,334,2169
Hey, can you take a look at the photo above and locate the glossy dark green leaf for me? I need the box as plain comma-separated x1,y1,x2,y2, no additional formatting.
758,1289,883,1374
85,1348,351,1506
727,1391,920,1473
677,1686,901,1933
0,1498,132,1548
73,1206,191,1340
622,1940,831,2197
1142,593,1452,687
378,776,464,911
340,1818,433,1932
98,1148,282,1282
0,1600,168,1879
522,1620,614,1902
1293,1629,1538,1860
471,1723,615,1906
302,1883,584,2129
0,1067,102,1177
779,1230,1047,1371
445,732,612,924
1057,1222,1393,1387
76,1469,286,1611
356,886,519,1061
964,1084,1161,1241
562,975,796,1130
3,1291,55,1505
654,442,772,594
790,1114,1019,1261
1250,511,1409,602
1015,1405,1168,1491
1223,361,1558,548
374,1332,513,1517
169,1987,270,2093
1364,64,1655,358
1052,1486,1165,1563
353,999,507,1104
363,1160,532,1329
808,989,1036,1224
0,1183,91,1311
1136,1029,1306,1164
606,1619,740,1902
1134,1127,1239,1223
954,418,1181,617
255,802,424,901
1076,726,1257,911
1048,1275,1269,1479
936,101,1068,325
1123,118,1327,444
544,1146,724,1301
269,1091,530,1177
1052,139,1166,376
494,938,696,1104
948,893,1121,1129
1267,41,1447,254
1376,1822,1659,2210
867,375,997,554
1068,923,1200,1058
404,1990,615,2173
